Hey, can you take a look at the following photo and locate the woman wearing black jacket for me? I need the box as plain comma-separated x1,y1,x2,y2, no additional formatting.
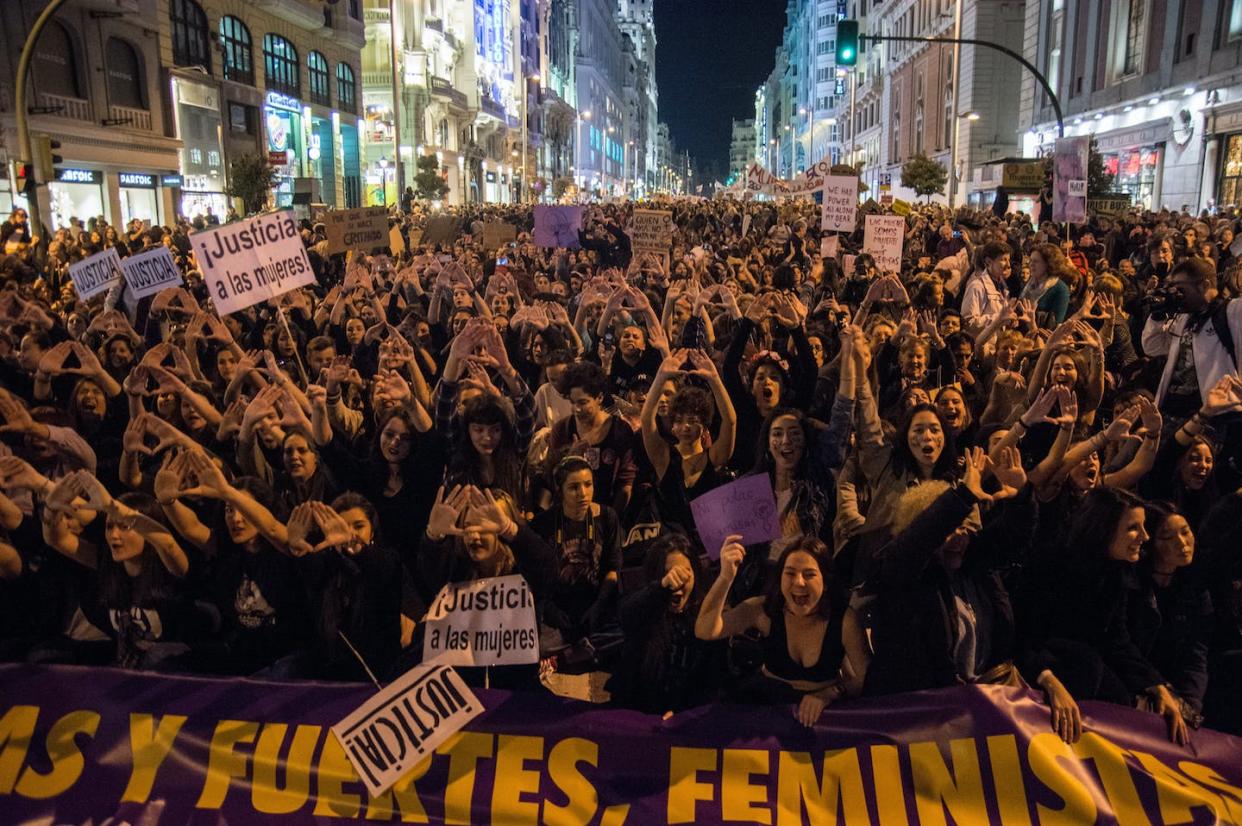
1127,502,1213,723
607,534,725,714
1017,486,1192,744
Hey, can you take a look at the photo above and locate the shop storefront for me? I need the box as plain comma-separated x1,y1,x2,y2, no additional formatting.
309,115,336,207
1101,146,1162,210
340,120,361,208
172,76,229,219
1217,132,1242,207
117,172,161,226
265,91,305,208
49,168,107,228
1095,122,1168,211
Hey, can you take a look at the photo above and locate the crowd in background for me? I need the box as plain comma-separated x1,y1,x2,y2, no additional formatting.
1,192,1242,747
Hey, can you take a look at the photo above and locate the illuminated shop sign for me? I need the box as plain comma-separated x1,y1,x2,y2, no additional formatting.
118,172,156,188
265,91,302,112
56,168,101,184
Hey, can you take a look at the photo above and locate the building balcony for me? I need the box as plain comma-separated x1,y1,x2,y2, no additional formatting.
362,71,391,90
430,76,468,109
328,12,366,49
106,104,152,132
36,92,93,123
480,96,507,121
253,0,325,32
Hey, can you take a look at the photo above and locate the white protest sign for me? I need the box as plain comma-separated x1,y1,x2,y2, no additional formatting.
863,214,906,275
120,246,182,299
741,213,752,238
189,210,315,315
1067,179,1087,197
843,253,857,277
332,662,481,798
324,206,389,254
68,248,123,300
630,208,674,254
423,575,539,667
821,175,859,232
821,235,839,260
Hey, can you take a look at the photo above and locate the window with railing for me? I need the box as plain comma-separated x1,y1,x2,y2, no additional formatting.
308,51,330,106
106,37,146,110
220,16,253,85
336,63,356,113
263,34,300,96
170,0,210,70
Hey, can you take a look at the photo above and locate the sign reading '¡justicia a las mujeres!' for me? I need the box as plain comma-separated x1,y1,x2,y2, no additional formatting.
189,210,315,315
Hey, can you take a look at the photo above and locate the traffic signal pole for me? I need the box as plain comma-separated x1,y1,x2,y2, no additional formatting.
864,32,1065,138
15,0,70,243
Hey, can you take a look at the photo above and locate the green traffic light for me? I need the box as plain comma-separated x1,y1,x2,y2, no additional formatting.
842,48,853,59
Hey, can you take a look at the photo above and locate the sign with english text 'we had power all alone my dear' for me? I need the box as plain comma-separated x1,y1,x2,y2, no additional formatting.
190,210,315,314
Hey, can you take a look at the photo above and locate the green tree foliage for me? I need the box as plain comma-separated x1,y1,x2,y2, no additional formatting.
225,153,278,215
900,153,948,202
414,155,450,200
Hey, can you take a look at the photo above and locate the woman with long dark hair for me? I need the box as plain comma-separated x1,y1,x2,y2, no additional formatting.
1018,487,1191,744
607,533,725,713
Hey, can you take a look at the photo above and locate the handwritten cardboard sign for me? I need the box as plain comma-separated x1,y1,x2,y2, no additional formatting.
630,208,674,253
120,246,182,299
423,575,539,667
68,248,123,300
821,175,859,232
690,474,782,559
481,222,517,251
324,206,389,254
863,214,906,275
332,662,481,798
189,209,315,315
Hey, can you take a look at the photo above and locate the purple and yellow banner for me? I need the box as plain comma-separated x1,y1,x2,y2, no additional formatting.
1,663,1241,824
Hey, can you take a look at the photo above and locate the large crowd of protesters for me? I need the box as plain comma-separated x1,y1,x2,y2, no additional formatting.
1,190,1241,748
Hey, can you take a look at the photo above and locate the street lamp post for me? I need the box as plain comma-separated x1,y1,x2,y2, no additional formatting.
521,73,540,203
576,110,591,194
948,0,963,207
14,0,69,241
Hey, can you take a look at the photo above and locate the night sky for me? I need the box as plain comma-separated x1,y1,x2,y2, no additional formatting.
654,0,789,178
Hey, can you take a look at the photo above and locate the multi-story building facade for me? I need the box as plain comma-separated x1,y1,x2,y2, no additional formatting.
572,0,627,195
2,0,365,226
730,118,755,181
617,0,659,196
871,0,1022,206
1020,0,1242,212
543,0,578,190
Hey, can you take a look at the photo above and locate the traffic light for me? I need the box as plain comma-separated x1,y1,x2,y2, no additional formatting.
33,134,62,181
836,19,859,67
12,161,34,196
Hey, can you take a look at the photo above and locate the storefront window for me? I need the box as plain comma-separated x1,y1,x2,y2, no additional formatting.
265,93,304,208
310,117,336,206
1102,145,1160,210
341,122,361,207
1219,134,1242,207
172,77,228,220
118,172,160,226
49,169,106,229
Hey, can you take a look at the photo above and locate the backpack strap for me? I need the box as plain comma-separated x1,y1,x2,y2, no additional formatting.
1210,299,1238,370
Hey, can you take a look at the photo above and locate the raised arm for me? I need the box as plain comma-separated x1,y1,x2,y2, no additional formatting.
694,535,763,640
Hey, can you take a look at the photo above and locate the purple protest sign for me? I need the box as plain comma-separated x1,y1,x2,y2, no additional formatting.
690,474,782,558
532,205,583,248
2,664,1241,825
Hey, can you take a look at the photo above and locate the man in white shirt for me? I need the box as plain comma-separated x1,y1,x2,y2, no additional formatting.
960,241,1011,335
1142,258,1242,418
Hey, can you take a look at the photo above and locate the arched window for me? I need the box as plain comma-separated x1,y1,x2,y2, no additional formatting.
263,34,299,97
170,0,210,70
33,20,83,99
336,63,356,113
308,51,330,106
220,16,253,85
105,37,146,109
